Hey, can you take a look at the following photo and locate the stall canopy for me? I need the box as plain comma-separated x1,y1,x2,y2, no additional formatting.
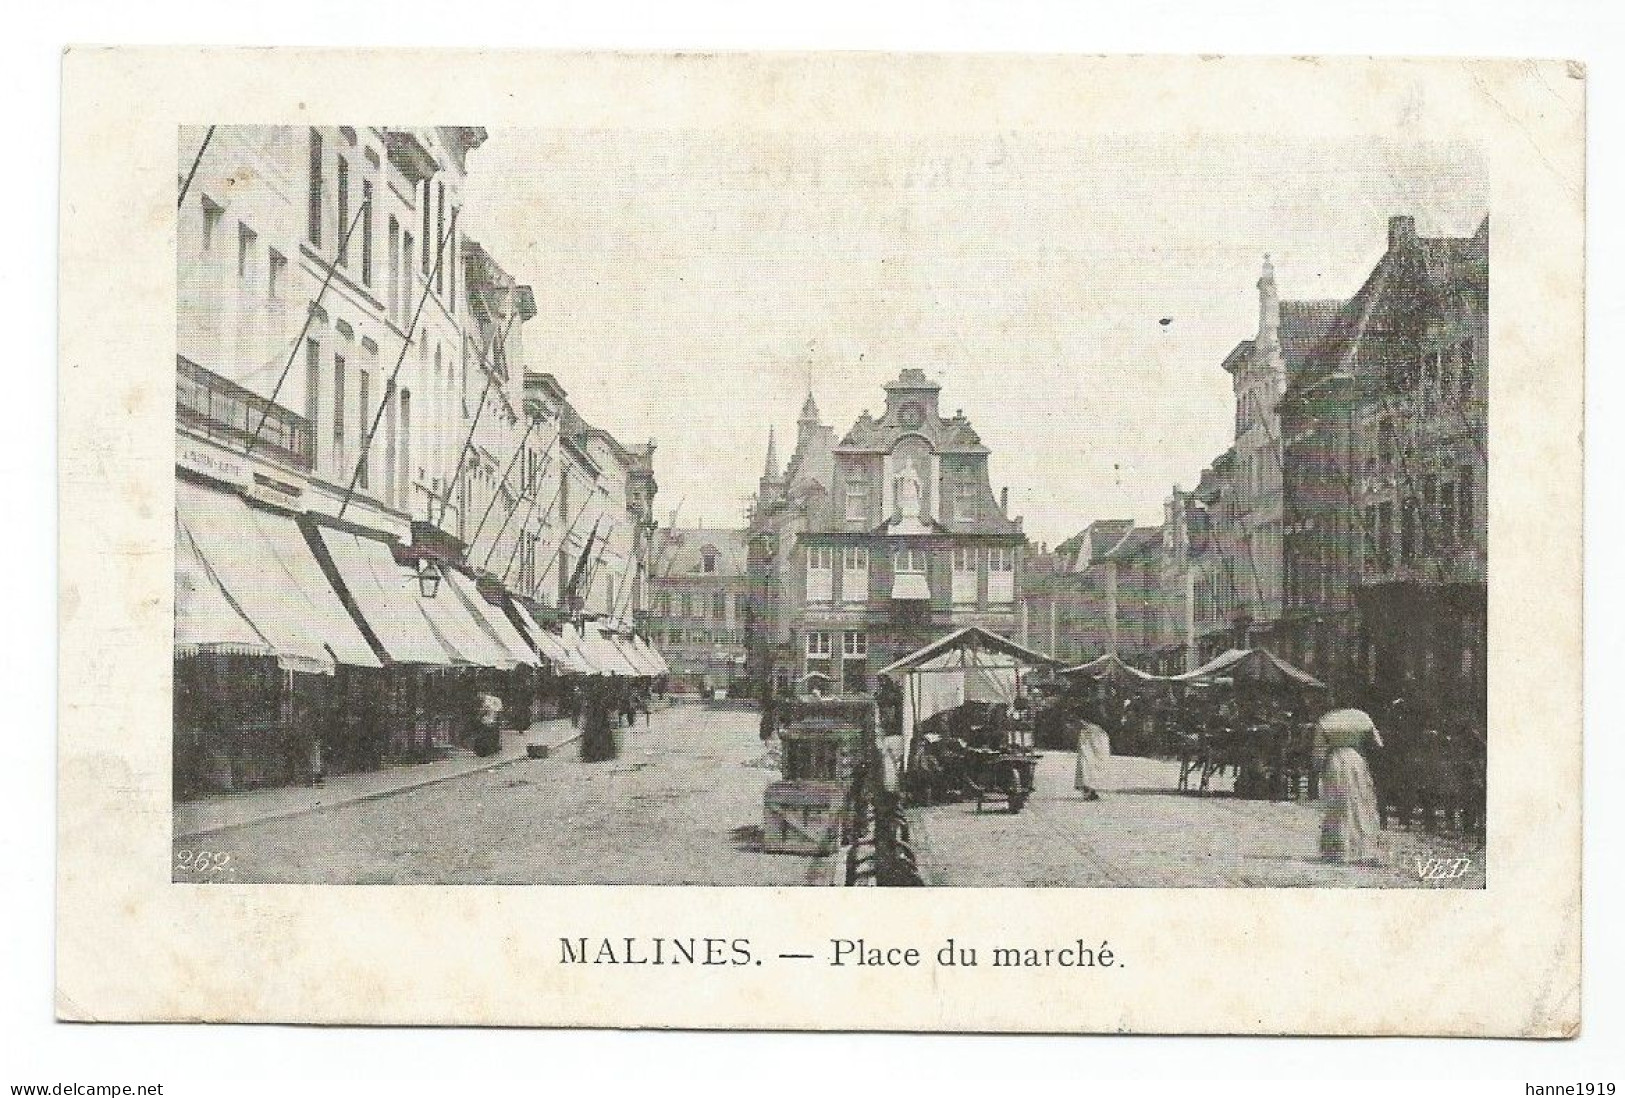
444,570,537,668
1169,647,1326,690
174,513,273,661
316,528,450,666
879,626,1060,769
177,479,371,674
1060,651,1164,686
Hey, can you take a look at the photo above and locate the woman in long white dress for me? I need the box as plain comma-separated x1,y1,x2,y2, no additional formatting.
1316,708,1384,864
1074,710,1113,801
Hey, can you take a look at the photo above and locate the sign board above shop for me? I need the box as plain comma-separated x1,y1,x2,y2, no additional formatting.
177,439,305,512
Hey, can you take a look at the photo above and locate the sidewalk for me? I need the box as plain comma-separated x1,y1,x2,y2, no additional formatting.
174,718,583,840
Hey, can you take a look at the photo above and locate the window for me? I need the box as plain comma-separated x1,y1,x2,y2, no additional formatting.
955,478,979,523
735,593,749,621
449,207,459,311
893,548,925,574
384,379,397,507
304,339,321,451
1376,500,1394,572
952,546,978,605
806,631,832,658
402,231,414,314
655,593,671,617
701,547,718,574
388,217,401,323
1421,475,1437,554
713,591,728,620
421,182,431,275
307,130,323,247
361,180,374,286
336,157,350,264
1439,482,1457,548
435,181,446,294
201,196,223,251
841,546,868,604
332,355,346,473
841,631,869,693
1458,467,1475,544
1460,339,1476,400
807,546,834,602
399,389,412,510
268,249,286,299
845,476,869,523
679,594,691,618
988,546,1015,604
357,371,371,490
236,222,257,280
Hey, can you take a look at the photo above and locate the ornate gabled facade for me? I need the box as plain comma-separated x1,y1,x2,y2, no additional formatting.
1279,214,1488,728
748,369,1027,695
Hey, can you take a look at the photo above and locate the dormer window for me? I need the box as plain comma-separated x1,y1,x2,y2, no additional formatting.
701,546,718,574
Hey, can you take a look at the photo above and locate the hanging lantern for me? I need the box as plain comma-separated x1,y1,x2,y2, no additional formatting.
416,559,443,600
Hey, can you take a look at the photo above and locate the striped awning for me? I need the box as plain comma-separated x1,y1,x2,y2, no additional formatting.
177,479,343,675
174,512,272,661
415,569,517,669
316,528,450,666
443,570,537,668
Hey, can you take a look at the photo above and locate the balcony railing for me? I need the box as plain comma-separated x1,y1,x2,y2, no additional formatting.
176,356,314,471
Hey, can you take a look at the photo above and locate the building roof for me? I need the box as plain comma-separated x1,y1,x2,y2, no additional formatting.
1297,215,1489,391
1101,526,1162,564
1278,300,1344,378
836,408,987,454
653,528,750,580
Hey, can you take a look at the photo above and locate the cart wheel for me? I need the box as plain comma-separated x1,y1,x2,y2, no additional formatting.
1008,792,1027,813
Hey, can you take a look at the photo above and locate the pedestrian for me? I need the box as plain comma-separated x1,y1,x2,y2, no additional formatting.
759,678,776,743
579,680,618,763
1073,703,1112,801
1314,708,1384,864
471,692,503,757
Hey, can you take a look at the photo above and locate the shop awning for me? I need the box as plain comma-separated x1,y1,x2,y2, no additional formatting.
443,570,538,668
315,528,450,666
608,635,652,677
177,479,337,675
558,623,601,674
890,572,931,601
640,636,671,676
174,513,273,660
246,508,380,668
415,569,518,670
508,601,580,672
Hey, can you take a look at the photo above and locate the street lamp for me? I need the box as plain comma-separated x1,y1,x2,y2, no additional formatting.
415,559,443,600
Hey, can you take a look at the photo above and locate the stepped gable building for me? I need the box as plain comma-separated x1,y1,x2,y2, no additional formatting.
753,368,1027,694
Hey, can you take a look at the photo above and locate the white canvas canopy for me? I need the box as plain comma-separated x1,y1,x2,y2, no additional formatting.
879,626,1059,774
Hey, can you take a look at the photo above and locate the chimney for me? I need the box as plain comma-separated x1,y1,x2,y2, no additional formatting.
1000,486,1009,513
666,510,677,530
1388,215,1417,250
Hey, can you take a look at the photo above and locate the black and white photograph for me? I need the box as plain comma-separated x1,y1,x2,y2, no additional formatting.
171,122,1490,890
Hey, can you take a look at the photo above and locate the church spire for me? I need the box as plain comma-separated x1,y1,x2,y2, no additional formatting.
799,391,821,426
762,426,780,480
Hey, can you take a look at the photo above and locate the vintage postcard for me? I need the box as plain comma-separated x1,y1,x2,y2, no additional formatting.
58,49,1582,1032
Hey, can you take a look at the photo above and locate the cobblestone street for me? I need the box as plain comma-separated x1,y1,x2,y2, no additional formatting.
176,704,830,886
910,751,1486,888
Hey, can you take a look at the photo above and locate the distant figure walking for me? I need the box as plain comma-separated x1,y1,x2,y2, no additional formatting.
1315,708,1384,864
1073,708,1113,801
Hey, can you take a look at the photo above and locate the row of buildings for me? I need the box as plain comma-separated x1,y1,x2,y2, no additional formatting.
176,125,661,792
646,214,1488,736
1020,214,1489,728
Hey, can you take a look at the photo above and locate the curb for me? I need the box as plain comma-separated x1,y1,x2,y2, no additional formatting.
175,728,584,842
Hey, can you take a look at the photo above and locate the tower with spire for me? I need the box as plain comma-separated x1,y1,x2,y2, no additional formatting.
757,426,783,508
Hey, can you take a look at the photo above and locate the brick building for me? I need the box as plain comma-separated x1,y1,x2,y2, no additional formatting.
748,370,1027,694
648,527,750,694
